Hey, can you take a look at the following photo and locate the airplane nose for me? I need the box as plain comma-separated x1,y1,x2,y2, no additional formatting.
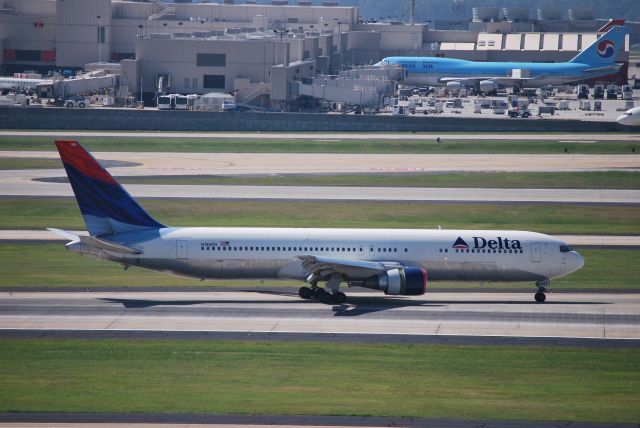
572,251,585,272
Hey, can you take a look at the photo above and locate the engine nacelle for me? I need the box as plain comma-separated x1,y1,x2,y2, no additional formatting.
479,80,498,93
446,81,462,91
362,267,427,296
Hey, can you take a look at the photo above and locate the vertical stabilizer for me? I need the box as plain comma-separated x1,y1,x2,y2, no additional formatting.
55,140,165,236
570,26,627,65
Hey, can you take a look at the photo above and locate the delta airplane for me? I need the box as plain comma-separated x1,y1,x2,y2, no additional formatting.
377,26,627,92
50,141,584,303
617,106,640,126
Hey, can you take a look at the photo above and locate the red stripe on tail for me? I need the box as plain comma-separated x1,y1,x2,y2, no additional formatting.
55,140,118,185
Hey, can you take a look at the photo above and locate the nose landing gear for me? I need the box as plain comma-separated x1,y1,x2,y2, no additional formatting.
534,280,550,303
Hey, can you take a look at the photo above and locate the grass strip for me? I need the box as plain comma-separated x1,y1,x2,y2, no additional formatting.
0,136,637,154
0,158,62,169
0,339,638,423
117,171,640,190
2,198,638,235
0,244,636,290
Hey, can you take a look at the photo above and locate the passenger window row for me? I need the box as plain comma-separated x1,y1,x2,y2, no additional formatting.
452,248,524,254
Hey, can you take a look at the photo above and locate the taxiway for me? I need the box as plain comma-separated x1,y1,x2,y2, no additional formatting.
1,291,638,341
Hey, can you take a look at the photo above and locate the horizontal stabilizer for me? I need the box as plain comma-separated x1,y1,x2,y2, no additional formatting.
581,64,621,73
79,236,143,255
47,228,142,254
47,228,80,242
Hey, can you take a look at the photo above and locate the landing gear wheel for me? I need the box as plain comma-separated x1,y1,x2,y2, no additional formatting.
318,291,334,304
299,287,313,299
313,287,326,298
534,292,546,303
333,291,347,304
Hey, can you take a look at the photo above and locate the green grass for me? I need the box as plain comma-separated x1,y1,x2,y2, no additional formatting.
0,136,637,154
0,244,636,290
2,198,638,235
118,171,640,189
0,158,62,169
0,339,638,422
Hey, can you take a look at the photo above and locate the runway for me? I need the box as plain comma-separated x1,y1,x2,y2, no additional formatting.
2,181,639,204
2,291,639,341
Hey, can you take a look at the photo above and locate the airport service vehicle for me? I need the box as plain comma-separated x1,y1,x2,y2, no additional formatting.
63,96,89,108
593,84,605,99
377,27,627,91
577,85,590,100
50,141,584,304
616,106,640,126
507,106,531,118
157,94,177,110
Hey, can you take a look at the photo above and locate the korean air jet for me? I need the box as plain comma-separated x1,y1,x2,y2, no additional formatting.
50,141,584,303
377,26,626,92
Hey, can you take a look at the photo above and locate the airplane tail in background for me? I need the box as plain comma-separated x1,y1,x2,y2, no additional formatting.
570,26,627,65
55,140,165,236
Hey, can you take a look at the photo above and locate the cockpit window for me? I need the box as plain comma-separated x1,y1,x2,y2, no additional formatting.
559,245,573,253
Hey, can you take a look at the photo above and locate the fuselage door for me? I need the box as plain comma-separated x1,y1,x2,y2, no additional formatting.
358,246,365,257
368,245,375,257
531,243,541,263
177,240,188,259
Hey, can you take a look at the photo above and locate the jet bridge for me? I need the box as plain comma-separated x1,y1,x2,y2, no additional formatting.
296,65,401,108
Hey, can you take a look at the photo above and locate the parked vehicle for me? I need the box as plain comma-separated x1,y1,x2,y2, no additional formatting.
592,84,605,99
507,107,530,118
63,96,89,108
577,84,589,100
622,85,633,100
606,85,618,100
157,94,177,110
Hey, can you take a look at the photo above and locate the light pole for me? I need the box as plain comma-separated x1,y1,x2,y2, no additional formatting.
97,15,102,63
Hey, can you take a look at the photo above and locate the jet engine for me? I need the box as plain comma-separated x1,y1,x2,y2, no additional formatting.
446,81,462,91
362,267,427,295
479,80,498,93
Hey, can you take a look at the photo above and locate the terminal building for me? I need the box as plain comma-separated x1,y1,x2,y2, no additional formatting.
0,0,634,108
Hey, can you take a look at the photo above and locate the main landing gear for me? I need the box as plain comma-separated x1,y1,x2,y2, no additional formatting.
298,285,347,304
299,274,347,304
534,280,550,303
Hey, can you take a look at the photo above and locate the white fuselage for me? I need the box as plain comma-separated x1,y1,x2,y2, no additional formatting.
69,227,584,285
617,107,640,126
0,77,49,89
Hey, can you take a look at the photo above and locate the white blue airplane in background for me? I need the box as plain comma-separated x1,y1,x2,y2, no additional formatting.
617,107,640,126
377,26,627,92
50,141,584,303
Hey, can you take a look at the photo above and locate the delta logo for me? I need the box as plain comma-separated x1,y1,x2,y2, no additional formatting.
453,236,522,250
597,40,615,58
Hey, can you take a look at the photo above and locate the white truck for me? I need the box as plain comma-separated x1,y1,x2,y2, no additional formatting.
63,96,90,108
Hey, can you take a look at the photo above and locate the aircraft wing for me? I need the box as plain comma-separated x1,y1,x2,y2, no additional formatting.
296,255,401,280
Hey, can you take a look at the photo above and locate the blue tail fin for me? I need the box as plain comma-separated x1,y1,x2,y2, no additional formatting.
570,26,627,65
55,140,166,236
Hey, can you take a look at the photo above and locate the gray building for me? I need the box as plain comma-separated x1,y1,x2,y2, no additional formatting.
0,0,633,108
